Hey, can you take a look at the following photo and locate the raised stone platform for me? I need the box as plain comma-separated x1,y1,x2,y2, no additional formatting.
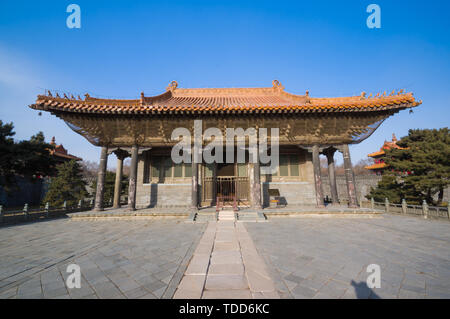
242,205,383,219
67,206,189,220
67,205,383,221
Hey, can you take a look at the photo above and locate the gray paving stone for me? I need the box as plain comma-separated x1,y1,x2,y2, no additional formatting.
205,275,248,290
318,279,348,298
142,280,166,293
152,286,166,298
123,287,149,299
2,213,449,299
44,288,69,298
68,286,96,299
203,289,252,299
284,274,305,284
245,215,450,299
291,284,317,298
0,219,203,299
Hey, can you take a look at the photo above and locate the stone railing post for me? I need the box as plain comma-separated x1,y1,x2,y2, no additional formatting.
78,199,82,209
371,197,375,210
401,199,407,214
0,205,3,223
422,200,429,219
45,202,49,218
23,203,29,220
385,198,389,212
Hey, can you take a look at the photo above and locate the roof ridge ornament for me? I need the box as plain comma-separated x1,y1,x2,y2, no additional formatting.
140,91,145,105
305,90,311,103
166,81,178,92
272,79,284,91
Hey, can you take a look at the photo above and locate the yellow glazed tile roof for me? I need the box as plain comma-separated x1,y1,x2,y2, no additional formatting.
30,81,422,115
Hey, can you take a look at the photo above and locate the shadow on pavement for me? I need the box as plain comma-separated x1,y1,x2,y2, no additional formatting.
351,280,381,299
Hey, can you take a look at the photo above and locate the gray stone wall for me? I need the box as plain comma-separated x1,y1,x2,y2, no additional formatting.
134,151,450,208
261,182,316,207
136,183,191,208
322,175,450,204
0,176,46,208
136,156,191,208
322,175,381,202
134,149,318,208
260,150,316,207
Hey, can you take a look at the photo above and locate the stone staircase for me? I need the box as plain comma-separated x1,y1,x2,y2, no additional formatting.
186,208,267,223
218,210,236,221
194,211,218,223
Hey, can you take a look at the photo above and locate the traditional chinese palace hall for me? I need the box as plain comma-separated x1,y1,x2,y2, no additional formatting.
30,81,421,212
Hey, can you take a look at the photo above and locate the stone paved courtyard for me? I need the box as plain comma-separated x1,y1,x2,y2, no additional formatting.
246,215,450,299
0,219,204,299
0,214,449,299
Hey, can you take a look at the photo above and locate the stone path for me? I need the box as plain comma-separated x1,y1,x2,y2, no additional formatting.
174,211,279,299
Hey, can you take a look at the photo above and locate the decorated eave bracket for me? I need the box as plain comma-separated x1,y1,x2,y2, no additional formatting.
350,118,386,144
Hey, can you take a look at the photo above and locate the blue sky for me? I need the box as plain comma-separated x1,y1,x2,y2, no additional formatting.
0,0,449,168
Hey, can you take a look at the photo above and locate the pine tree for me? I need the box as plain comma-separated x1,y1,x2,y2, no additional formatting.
43,160,88,207
0,121,56,193
367,128,449,205
367,174,404,203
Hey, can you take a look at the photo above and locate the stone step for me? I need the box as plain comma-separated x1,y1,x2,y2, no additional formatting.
194,212,218,222
218,211,236,221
